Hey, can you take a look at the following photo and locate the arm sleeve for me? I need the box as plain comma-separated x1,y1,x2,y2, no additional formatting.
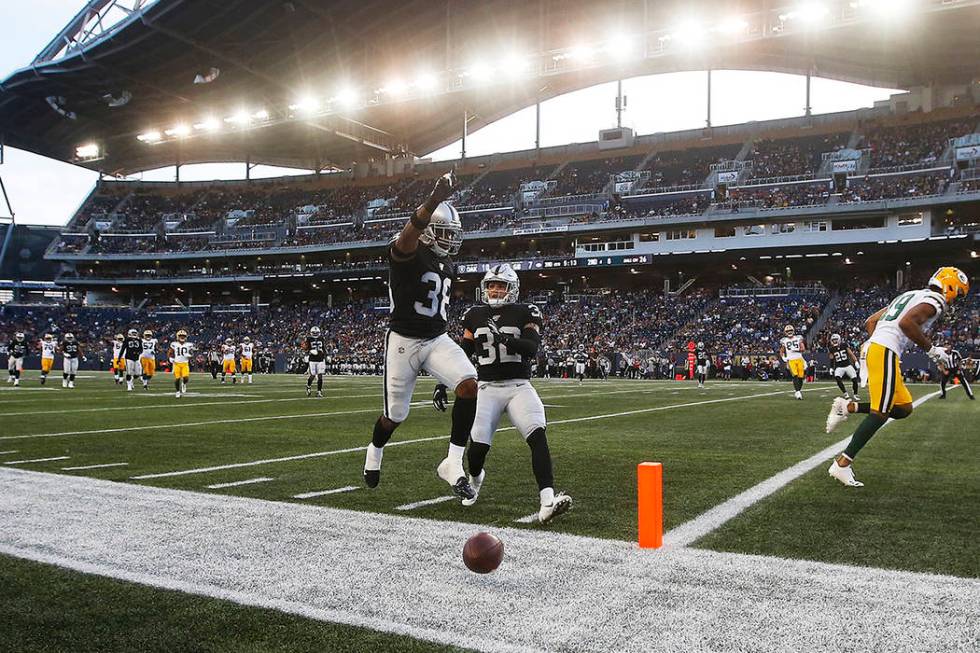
461,338,476,357
503,327,540,357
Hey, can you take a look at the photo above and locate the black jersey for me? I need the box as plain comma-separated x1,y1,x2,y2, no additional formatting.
121,337,142,361
9,341,27,358
388,244,454,339
306,337,326,362
462,302,543,381
574,352,588,364
696,350,710,366
62,341,80,358
829,344,852,368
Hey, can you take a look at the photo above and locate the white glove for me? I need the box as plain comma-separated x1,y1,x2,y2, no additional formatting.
927,345,950,368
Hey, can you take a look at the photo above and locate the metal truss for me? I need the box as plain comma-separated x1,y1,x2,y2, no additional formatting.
33,0,159,64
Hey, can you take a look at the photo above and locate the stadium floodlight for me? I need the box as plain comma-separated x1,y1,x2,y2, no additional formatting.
501,54,529,78
290,96,319,115
851,0,914,19
137,130,162,143
605,33,639,61
335,87,359,107
164,124,191,137
567,45,595,61
671,20,706,47
225,110,251,125
194,117,221,131
381,78,407,95
780,2,829,24
415,72,438,92
75,143,100,159
252,109,269,120
716,16,749,35
466,62,494,83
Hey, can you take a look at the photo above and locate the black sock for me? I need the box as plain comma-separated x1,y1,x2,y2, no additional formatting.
526,428,554,491
63,374,68,380
467,441,491,478
794,377,803,392
843,413,888,459
852,378,859,395
69,374,75,382
940,375,948,396
307,375,314,388
317,375,323,391
175,379,181,392
450,396,477,448
835,377,846,394
372,416,395,448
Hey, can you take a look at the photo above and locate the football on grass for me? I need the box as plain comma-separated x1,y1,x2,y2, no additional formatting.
463,532,504,573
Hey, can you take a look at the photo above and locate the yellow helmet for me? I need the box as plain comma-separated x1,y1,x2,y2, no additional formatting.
176,329,188,341
928,267,969,304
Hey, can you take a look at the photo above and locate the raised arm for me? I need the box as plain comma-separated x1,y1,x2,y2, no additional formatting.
865,307,887,336
392,171,456,260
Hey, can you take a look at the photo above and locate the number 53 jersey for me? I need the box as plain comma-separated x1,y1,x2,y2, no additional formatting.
388,245,455,339
463,303,543,381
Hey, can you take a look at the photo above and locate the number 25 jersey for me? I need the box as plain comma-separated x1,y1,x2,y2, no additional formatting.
462,303,543,381
387,244,454,339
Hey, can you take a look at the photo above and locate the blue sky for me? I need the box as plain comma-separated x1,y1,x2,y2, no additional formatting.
1,2,902,226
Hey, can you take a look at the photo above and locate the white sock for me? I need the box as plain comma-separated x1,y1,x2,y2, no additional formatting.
365,443,383,470
448,443,466,462
540,487,555,506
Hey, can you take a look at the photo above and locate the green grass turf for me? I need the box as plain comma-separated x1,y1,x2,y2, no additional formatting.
694,388,980,578
0,554,467,653
1,372,974,578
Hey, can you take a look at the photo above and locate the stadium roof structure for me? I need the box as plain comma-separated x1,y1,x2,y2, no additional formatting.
1,0,979,176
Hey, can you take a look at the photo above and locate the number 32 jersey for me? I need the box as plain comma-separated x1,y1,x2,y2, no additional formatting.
463,303,543,381
388,244,455,339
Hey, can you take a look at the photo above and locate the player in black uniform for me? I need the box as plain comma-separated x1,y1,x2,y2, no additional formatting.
7,332,27,386
573,346,588,383
828,333,860,400
939,347,975,400
305,326,326,397
60,333,81,389
362,171,480,501
458,263,572,522
119,328,143,392
695,342,710,388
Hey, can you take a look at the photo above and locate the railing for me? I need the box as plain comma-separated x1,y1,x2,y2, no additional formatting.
741,173,822,186
622,183,704,197
864,162,950,176
532,192,606,207
720,285,827,298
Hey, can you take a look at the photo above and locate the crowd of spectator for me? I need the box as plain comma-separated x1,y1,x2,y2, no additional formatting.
839,172,948,203
726,182,830,209
861,117,976,169
747,133,848,179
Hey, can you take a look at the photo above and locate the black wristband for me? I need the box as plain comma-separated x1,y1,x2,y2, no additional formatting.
410,213,430,231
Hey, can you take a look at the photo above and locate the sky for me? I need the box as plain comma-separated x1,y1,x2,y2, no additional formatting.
0,2,903,226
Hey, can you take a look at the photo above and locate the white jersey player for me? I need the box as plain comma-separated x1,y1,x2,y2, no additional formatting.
169,330,195,397
779,325,807,400
240,337,255,383
40,334,56,385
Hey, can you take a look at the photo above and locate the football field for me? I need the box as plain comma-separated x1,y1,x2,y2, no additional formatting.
1,372,977,652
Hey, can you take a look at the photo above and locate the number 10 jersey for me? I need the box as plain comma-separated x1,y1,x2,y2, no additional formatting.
463,303,543,381
388,244,455,339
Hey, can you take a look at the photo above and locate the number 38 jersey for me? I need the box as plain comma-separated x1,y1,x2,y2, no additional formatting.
462,303,543,381
388,244,455,339
870,288,946,355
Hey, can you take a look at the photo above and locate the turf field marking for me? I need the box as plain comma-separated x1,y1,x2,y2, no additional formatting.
1,400,429,441
2,468,976,653
130,386,825,479
3,456,71,465
292,485,359,499
0,451,17,455
395,495,456,511
61,462,129,471
662,390,943,548
206,477,275,489
130,435,447,480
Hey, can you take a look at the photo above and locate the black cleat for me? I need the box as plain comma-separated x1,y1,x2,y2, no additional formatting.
450,477,476,501
363,469,380,488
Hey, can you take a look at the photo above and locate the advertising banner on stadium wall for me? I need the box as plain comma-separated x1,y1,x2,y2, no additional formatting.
615,181,634,193
717,171,738,184
955,145,980,161
831,160,858,173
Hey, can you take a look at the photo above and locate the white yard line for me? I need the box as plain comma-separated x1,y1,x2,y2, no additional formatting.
292,485,360,499
662,390,943,548
205,477,276,489
4,456,71,465
0,450,18,455
61,462,129,471
2,401,429,441
1,468,975,653
129,386,825,480
395,495,456,511
130,435,447,480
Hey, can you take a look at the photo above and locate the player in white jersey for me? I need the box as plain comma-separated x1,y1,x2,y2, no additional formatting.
39,334,57,385
221,339,237,384
111,334,125,384
169,330,195,397
825,267,969,487
239,336,255,383
140,330,158,390
779,325,807,400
